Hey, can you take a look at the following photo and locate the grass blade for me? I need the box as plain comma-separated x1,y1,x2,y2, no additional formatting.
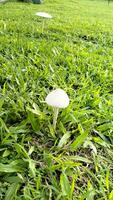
60,171,70,197
5,183,20,200
58,132,70,148
70,131,88,151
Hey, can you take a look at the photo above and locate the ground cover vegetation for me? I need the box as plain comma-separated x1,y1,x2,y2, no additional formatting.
0,0,113,199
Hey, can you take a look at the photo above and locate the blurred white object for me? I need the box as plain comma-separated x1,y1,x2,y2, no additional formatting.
45,89,69,108
35,12,52,19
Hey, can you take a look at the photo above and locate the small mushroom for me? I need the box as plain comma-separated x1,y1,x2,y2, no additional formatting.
45,89,69,129
35,12,52,33
35,12,52,19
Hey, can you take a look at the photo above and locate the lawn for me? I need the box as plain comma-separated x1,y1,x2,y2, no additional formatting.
0,0,113,199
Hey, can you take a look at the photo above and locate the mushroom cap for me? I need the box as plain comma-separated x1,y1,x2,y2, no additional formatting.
35,12,52,19
45,89,69,108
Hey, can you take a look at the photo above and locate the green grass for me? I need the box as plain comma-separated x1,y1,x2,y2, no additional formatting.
0,0,113,199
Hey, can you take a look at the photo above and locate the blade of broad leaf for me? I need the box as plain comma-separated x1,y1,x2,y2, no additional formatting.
9,125,28,134
86,181,95,200
109,190,113,200
27,111,39,131
0,118,9,133
0,163,21,173
86,190,95,200
28,159,36,177
58,132,70,148
59,122,67,134
23,184,32,199
35,176,41,190
70,175,76,200
2,149,10,157
60,172,71,197
93,137,109,147
28,146,34,156
0,98,4,110
79,181,95,200
27,106,41,116
66,155,92,164
106,169,110,190
5,183,20,200
50,162,81,171
14,143,30,159
48,122,55,138
70,131,88,151
3,175,23,183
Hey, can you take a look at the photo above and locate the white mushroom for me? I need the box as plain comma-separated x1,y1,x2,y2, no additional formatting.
35,12,52,19
35,12,52,33
45,89,69,129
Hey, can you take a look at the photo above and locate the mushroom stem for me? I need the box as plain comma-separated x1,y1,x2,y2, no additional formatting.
53,107,59,130
42,19,45,33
